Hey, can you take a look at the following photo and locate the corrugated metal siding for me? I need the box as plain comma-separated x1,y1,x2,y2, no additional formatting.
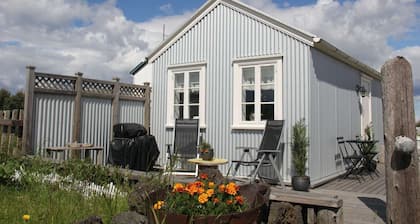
80,98,112,164
33,94,74,159
119,100,145,124
309,48,383,183
151,4,310,181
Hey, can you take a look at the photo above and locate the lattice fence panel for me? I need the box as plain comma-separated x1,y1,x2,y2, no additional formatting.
120,85,146,98
82,80,114,95
34,74,76,91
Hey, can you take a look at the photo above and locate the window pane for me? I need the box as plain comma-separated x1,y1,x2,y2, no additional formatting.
189,105,199,119
242,104,255,121
242,67,255,84
189,72,200,88
175,73,184,88
261,104,274,120
261,84,274,102
174,90,184,104
261,66,274,84
189,88,199,104
174,106,184,119
242,86,255,102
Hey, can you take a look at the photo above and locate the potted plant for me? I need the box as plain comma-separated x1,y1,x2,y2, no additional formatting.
199,141,214,161
291,119,310,191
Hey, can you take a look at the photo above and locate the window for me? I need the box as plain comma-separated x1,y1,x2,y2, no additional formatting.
232,57,282,129
167,64,206,127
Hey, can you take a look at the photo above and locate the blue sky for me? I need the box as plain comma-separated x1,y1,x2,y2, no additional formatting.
0,0,419,118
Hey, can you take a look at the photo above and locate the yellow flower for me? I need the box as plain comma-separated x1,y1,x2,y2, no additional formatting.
208,182,215,188
22,214,30,221
153,201,165,210
206,189,214,197
173,183,184,193
198,193,209,204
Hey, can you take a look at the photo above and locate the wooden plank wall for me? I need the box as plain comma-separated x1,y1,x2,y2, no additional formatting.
0,109,24,155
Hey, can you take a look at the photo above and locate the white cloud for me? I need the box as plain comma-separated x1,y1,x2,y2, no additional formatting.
159,3,173,14
0,0,192,92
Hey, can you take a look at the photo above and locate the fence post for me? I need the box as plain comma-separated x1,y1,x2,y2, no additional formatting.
16,109,24,155
8,110,18,154
22,66,35,155
1,111,8,152
71,72,83,159
381,56,420,224
144,82,151,133
112,77,121,128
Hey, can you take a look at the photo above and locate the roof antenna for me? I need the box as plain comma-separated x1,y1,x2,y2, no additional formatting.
162,24,166,41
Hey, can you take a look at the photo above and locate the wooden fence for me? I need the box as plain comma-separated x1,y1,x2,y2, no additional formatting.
0,109,24,155
22,66,151,162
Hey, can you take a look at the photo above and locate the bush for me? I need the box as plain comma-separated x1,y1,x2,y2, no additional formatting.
291,119,309,176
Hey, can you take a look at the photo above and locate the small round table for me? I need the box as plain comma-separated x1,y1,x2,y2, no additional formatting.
188,158,228,183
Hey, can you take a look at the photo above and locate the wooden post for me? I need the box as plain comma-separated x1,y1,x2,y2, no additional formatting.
22,66,35,155
71,72,83,159
111,77,121,128
8,110,18,154
1,110,8,152
381,56,420,224
144,82,151,133
3,110,11,154
16,109,24,155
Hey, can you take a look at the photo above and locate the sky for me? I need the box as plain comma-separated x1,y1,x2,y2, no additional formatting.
0,0,419,117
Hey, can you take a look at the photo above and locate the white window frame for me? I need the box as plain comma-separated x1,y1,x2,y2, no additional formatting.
360,74,372,135
166,63,206,128
232,57,283,130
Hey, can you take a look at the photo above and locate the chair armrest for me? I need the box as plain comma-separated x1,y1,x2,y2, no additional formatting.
235,146,258,150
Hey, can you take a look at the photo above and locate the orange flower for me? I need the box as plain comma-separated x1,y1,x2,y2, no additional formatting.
218,184,225,193
194,181,204,188
153,201,165,210
198,187,205,194
225,182,238,195
206,188,214,197
226,199,233,205
235,195,244,205
199,173,208,180
208,182,215,188
212,197,220,204
185,183,199,195
198,193,209,204
173,183,184,192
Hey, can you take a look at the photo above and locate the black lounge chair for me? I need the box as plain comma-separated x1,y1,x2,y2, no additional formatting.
166,119,200,175
230,120,285,186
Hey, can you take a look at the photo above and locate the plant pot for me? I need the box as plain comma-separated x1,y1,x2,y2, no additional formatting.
200,148,214,161
291,176,310,191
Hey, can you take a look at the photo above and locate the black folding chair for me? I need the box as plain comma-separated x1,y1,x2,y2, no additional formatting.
337,137,363,178
230,120,285,186
166,119,199,175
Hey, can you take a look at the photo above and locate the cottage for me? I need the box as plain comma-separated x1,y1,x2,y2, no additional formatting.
131,0,383,186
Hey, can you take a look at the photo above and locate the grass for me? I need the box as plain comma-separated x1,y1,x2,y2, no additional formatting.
0,183,128,224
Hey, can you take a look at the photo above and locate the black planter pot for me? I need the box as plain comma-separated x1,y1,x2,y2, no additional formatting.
291,176,310,191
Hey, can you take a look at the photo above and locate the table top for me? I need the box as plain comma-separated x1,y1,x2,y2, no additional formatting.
345,139,378,144
188,158,228,166
46,145,103,151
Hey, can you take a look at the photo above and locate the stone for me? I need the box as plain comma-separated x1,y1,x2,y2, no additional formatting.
128,179,165,215
111,211,148,224
73,216,103,224
395,136,416,154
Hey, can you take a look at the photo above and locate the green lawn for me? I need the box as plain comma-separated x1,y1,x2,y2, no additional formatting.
0,182,128,224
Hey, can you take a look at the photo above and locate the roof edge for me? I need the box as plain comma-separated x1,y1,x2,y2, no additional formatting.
313,38,382,80
130,57,148,75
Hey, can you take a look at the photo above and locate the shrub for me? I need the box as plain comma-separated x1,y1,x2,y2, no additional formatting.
291,119,309,176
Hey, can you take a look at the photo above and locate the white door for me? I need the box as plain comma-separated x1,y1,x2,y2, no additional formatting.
360,77,372,135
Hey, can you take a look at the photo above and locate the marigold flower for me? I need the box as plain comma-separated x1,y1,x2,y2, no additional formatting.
208,181,215,188
153,201,165,210
212,197,220,204
22,214,30,221
218,184,225,193
194,181,204,188
199,173,208,180
185,184,198,195
235,195,244,205
225,182,238,195
206,188,214,197
226,199,233,205
198,187,205,194
198,193,209,204
173,183,184,192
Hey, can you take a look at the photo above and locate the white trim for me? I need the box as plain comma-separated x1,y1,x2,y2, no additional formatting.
233,55,283,64
166,65,206,128
360,76,372,135
232,58,283,129
168,61,207,70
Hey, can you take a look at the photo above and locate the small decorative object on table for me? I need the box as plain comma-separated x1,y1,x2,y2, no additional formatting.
199,141,214,161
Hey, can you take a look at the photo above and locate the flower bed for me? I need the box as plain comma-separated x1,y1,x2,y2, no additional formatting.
148,174,270,224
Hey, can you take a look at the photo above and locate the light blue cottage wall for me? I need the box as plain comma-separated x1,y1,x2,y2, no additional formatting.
309,49,383,184
151,3,311,182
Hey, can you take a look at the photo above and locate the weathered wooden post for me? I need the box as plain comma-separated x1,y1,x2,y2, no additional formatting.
8,109,18,154
144,82,151,133
15,109,24,155
381,56,420,224
22,65,35,155
3,110,11,153
71,72,83,159
111,77,121,128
